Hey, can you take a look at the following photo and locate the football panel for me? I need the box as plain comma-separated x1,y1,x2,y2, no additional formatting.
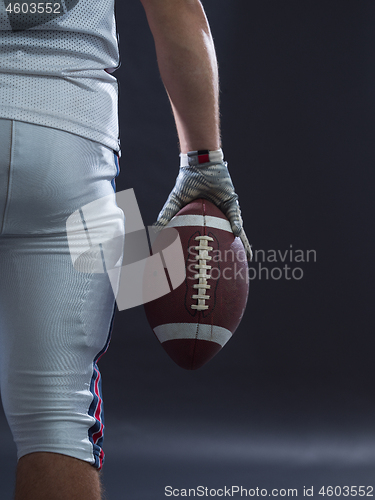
162,339,222,370
175,198,229,220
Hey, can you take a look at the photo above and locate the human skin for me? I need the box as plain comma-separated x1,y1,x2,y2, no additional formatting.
140,0,221,153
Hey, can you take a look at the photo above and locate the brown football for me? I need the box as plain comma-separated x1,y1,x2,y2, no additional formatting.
144,198,249,370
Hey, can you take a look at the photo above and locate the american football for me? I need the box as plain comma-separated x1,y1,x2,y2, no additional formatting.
144,198,249,370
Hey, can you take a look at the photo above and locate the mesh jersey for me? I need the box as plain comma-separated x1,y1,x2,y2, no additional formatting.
0,0,120,151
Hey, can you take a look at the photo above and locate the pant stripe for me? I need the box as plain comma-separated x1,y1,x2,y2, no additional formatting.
88,305,115,469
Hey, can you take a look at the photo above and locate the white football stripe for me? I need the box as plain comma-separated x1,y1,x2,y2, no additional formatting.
167,215,232,233
153,323,232,347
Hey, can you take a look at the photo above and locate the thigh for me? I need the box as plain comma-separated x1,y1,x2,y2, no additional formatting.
0,119,124,469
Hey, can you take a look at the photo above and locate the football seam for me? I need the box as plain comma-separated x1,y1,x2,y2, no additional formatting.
191,322,200,369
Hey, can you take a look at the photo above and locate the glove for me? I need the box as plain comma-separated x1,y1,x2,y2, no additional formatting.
154,149,252,262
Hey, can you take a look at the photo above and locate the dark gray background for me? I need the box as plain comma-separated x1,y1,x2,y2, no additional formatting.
1,1,375,498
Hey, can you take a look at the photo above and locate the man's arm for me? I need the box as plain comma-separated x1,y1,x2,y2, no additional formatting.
139,0,220,153
140,0,252,261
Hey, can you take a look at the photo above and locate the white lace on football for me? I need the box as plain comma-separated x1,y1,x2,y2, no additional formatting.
191,235,214,311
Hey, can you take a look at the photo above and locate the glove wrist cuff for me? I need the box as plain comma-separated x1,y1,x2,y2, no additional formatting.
180,148,224,167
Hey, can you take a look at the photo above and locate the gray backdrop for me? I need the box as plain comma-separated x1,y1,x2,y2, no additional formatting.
1,1,374,498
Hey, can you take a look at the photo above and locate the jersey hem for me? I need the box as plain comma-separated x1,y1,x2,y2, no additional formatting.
0,112,120,152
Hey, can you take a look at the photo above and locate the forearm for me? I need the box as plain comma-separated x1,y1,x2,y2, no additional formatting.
140,0,220,153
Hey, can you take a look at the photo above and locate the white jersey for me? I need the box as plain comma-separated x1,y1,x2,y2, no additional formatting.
0,0,120,151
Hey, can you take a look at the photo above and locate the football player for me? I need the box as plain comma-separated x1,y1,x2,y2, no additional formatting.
0,1,250,498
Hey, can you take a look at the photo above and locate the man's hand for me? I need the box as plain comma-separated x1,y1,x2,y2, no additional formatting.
154,150,252,262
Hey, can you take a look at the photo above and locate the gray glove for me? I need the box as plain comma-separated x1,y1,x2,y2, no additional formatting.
154,149,252,262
